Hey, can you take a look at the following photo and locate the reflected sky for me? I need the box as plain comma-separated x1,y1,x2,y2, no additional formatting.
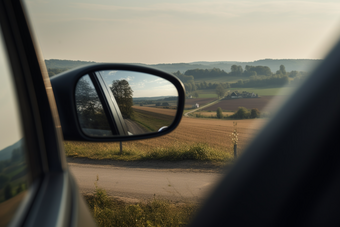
99,70,178,98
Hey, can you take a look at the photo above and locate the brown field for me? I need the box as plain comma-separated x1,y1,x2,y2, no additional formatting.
148,117,268,151
185,98,216,109
69,117,268,156
202,96,287,112
132,106,177,116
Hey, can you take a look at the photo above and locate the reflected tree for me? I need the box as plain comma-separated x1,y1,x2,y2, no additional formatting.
75,76,111,131
110,80,134,119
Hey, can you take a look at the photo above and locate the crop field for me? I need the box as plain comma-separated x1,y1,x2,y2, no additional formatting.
132,106,176,116
131,106,176,132
184,98,216,109
202,96,287,112
154,117,268,151
195,86,293,98
66,117,268,159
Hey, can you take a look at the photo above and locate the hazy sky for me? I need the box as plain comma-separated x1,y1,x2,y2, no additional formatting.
24,0,340,64
0,32,23,151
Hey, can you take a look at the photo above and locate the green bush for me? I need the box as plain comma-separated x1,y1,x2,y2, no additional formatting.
250,108,260,118
232,107,249,119
216,107,223,119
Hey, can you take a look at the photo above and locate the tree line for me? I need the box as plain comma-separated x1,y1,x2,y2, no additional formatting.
173,64,307,93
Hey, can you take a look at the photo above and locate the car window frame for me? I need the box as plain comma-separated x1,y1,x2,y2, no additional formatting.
0,1,96,227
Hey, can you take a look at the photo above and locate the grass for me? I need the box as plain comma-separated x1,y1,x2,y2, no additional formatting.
65,142,234,163
131,108,175,132
195,75,250,84
84,184,197,227
195,86,293,97
196,93,218,98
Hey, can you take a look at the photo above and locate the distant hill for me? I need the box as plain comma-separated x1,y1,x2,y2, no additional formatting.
0,139,23,161
45,59,96,69
45,59,321,74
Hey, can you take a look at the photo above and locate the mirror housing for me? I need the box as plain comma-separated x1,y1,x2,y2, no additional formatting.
50,63,185,141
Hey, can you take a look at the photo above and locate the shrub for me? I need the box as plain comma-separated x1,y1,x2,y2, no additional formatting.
216,107,223,119
250,108,260,118
232,107,249,119
84,186,197,227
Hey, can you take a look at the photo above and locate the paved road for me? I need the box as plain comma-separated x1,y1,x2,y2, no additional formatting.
69,162,223,203
125,119,149,134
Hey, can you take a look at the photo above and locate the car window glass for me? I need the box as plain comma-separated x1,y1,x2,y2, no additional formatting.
75,74,114,137
0,29,29,227
23,0,340,225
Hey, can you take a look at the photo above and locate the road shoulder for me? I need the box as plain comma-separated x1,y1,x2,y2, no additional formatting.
67,157,231,173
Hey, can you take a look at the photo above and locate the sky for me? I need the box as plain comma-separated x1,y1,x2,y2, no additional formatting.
0,32,23,151
99,70,178,97
24,0,340,64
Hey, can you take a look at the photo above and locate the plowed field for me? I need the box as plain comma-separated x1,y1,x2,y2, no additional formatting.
185,98,216,109
202,96,286,112
128,117,268,152
132,106,177,116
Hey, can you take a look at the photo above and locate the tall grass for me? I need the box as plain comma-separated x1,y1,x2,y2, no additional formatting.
65,142,234,163
84,184,197,227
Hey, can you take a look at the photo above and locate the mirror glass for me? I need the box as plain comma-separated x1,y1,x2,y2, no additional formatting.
75,70,178,137
75,75,113,137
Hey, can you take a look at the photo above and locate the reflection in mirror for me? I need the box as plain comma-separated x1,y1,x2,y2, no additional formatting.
75,75,113,137
96,70,178,136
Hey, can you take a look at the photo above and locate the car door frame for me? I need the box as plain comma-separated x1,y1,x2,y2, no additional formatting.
0,0,96,226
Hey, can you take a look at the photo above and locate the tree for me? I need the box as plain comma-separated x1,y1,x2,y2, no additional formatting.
75,76,111,130
215,84,225,99
233,107,249,119
230,65,243,76
4,184,13,200
250,108,260,118
111,79,134,119
280,65,286,75
193,92,199,98
216,107,223,119
0,174,9,189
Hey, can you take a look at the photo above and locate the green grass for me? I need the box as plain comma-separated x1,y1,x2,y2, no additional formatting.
131,109,174,132
194,86,293,97
228,87,293,96
84,184,197,227
195,75,250,84
65,142,234,163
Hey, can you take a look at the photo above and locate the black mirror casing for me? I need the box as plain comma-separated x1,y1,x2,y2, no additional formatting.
50,63,185,141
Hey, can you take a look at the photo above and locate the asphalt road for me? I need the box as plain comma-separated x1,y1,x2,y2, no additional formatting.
125,119,149,134
69,162,223,203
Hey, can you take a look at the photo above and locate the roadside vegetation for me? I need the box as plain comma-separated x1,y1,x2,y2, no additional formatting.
65,142,233,163
191,107,266,120
84,182,197,227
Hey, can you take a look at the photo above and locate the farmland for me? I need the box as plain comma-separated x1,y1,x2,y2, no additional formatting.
131,106,176,132
195,86,294,98
184,98,216,109
65,117,268,159
202,96,287,112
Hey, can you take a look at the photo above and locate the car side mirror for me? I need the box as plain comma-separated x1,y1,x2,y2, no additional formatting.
50,64,185,141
